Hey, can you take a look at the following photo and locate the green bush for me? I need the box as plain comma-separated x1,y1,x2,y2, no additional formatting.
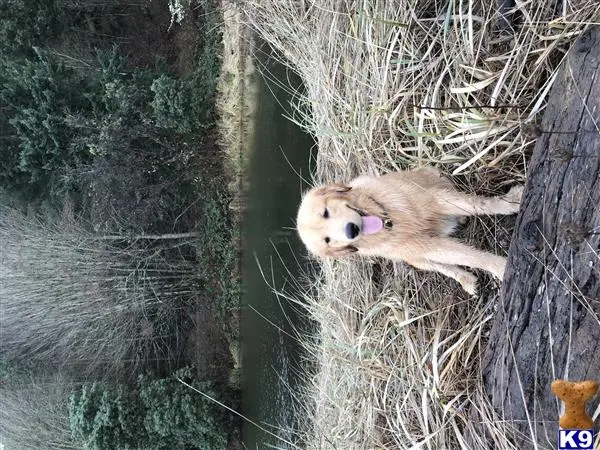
139,368,228,449
150,69,218,134
0,0,61,56
0,48,91,186
94,46,157,120
151,74,194,133
69,368,228,450
69,383,144,450
151,1,221,135
0,0,224,202
194,181,241,316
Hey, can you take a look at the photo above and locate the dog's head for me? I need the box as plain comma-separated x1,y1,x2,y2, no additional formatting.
296,183,384,258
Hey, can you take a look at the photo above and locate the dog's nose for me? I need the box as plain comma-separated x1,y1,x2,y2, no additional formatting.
345,222,360,239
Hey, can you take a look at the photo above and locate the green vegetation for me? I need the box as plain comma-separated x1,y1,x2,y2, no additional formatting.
197,187,242,318
0,0,241,448
69,368,228,450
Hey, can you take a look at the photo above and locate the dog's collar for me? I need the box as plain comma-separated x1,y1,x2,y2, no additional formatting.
370,197,393,229
348,199,393,230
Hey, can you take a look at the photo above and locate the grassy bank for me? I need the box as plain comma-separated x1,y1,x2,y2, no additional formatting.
240,1,600,448
217,0,259,208
214,0,263,381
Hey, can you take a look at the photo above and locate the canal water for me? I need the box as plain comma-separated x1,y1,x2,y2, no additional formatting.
241,41,315,448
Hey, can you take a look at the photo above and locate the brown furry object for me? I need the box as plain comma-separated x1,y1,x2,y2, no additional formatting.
296,168,523,295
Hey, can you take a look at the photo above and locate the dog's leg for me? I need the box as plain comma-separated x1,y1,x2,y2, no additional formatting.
422,238,507,280
410,260,478,295
437,185,523,216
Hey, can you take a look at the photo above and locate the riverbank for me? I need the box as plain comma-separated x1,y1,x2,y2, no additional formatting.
217,1,258,208
213,1,253,383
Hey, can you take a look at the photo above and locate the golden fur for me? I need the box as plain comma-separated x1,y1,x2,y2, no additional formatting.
296,168,523,294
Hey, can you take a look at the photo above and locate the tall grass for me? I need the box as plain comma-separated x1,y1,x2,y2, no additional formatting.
240,1,600,448
0,205,200,377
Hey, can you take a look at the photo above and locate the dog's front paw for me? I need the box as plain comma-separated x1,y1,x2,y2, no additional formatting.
459,272,478,296
502,184,524,213
491,257,507,281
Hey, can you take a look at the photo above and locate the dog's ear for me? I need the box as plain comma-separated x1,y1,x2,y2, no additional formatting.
323,245,358,258
314,184,352,196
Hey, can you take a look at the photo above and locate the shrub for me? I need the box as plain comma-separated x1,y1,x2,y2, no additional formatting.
150,69,218,134
139,368,228,449
0,0,61,56
0,48,91,186
94,46,157,120
194,181,241,317
152,0,222,134
151,74,195,133
69,383,144,450
69,368,228,450
0,0,223,206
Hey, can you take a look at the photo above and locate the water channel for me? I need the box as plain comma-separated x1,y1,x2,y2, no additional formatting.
241,41,316,448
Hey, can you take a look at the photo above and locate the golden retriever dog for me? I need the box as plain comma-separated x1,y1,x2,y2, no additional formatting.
296,168,523,295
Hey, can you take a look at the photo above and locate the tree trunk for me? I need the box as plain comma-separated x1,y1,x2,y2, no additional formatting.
482,26,600,449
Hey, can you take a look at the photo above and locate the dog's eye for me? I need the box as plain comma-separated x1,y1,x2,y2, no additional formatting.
323,208,329,219
324,237,330,244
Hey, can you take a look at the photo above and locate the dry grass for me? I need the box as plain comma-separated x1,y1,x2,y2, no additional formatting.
238,1,600,448
0,374,79,450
